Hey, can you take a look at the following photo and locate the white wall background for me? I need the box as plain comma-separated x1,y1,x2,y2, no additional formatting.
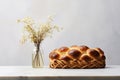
0,0,120,66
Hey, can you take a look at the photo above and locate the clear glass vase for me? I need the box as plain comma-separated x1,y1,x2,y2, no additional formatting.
32,45,44,68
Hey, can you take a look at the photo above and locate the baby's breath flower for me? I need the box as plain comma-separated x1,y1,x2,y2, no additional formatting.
48,15,54,22
21,17,34,25
20,35,27,44
18,16,61,45
17,19,21,23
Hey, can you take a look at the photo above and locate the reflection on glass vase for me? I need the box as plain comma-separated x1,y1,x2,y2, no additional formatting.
32,44,44,68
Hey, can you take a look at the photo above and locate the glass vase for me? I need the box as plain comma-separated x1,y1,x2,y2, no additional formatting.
32,45,44,68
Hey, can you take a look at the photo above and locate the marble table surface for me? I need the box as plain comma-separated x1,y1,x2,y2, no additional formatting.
0,65,120,77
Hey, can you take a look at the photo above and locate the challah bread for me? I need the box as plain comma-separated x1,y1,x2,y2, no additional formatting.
49,45,106,69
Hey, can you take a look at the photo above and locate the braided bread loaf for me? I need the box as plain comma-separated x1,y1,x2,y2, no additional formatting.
49,45,106,69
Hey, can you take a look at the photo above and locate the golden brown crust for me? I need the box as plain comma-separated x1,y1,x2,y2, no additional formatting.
80,55,92,62
79,45,89,51
49,52,60,59
87,49,100,58
58,47,69,53
49,45,106,69
68,49,81,58
60,56,71,61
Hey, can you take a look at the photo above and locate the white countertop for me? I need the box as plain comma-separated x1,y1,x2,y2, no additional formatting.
0,65,120,77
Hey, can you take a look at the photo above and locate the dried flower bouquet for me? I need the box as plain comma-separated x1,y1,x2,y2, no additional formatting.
18,16,60,68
